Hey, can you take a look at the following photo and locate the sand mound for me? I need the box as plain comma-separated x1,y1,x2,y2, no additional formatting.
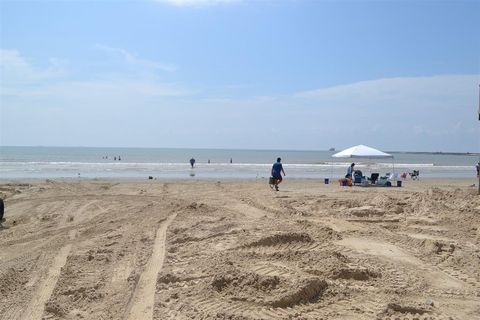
368,194,395,208
0,266,29,296
332,267,380,281
423,240,455,255
210,269,327,309
379,302,431,317
44,301,67,317
243,232,313,248
348,206,386,217
211,271,280,293
266,278,328,308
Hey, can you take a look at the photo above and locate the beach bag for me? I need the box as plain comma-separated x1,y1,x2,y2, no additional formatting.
269,177,275,185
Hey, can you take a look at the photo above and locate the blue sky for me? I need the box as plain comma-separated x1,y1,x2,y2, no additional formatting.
1,0,479,152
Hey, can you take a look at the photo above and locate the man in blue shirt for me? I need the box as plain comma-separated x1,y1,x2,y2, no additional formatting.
271,157,286,191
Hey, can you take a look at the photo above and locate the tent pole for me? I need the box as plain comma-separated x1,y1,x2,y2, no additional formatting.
331,162,334,181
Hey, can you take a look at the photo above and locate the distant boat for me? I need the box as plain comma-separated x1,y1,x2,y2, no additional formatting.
329,147,335,151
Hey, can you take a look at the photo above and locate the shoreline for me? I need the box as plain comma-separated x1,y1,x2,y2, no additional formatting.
1,176,477,182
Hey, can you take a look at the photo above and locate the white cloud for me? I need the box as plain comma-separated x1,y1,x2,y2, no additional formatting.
95,44,177,72
293,74,480,149
47,79,188,98
185,74,480,151
0,48,187,101
0,49,65,85
155,0,240,6
295,74,479,108
2,48,479,151
2,76,188,100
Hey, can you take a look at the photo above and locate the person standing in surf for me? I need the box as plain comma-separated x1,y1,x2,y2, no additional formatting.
271,157,285,191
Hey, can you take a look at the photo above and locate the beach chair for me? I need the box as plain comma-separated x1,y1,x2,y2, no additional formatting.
409,170,419,180
368,173,379,184
353,172,363,185
377,177,388,186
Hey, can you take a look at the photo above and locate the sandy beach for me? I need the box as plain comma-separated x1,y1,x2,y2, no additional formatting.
0,178,479,319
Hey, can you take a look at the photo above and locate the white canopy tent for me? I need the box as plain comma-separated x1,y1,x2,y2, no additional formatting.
332,145,396,181
332,144,393,159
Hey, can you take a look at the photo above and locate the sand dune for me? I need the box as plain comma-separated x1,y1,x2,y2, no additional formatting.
0,179,479,319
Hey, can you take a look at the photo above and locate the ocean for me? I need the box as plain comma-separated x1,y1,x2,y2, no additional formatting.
0,146,478,180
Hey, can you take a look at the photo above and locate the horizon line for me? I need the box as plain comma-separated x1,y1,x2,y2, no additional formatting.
1,145,479,156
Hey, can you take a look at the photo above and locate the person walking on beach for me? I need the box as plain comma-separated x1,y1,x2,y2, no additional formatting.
0,198,4,222
271,157,285,191
346,163,355,178
190,158,196,168
476,161,480,177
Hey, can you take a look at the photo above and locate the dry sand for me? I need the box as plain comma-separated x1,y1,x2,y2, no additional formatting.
0,178,479,320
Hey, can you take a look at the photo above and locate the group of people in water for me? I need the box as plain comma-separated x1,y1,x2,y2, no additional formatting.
189,157,233,168
102,156,122,161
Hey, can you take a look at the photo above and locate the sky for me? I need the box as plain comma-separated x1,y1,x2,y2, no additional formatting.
0,0,479,152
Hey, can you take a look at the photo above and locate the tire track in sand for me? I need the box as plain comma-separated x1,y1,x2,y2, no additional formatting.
20,230,76,320
125,214,176,320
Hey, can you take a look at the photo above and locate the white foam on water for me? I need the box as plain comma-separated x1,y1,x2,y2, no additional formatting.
0,161,475,179
1,147,477,179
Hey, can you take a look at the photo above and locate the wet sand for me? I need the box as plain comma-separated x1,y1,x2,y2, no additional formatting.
0,179,479,319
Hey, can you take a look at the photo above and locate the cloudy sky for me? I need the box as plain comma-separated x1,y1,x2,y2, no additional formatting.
1,0,479,152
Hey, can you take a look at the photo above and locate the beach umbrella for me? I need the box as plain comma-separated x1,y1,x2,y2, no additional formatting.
332,145,395,182
332,144,392,159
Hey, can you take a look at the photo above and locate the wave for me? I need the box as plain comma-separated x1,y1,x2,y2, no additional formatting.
0,161,474,170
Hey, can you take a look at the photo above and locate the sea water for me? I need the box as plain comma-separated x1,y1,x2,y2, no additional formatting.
0,146,478,180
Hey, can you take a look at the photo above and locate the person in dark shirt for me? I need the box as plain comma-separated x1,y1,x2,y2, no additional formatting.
271,157,285,191
0,198,4,222
190,158,196,168
346,163,355,178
